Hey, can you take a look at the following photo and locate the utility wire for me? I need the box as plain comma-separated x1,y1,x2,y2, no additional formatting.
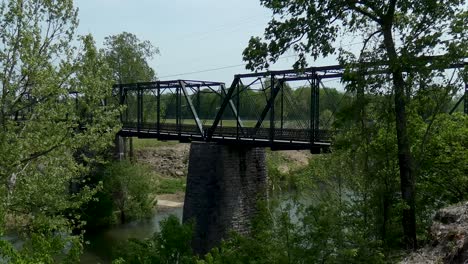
159,35,460,80
159,54,299,79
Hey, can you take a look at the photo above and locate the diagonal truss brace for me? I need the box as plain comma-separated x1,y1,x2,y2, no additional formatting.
207,77,245,139
222,83,245,129
179,80,205,137
253,78,283,131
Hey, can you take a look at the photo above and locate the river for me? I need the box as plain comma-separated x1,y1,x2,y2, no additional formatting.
79,191,307,263
81,206,183,263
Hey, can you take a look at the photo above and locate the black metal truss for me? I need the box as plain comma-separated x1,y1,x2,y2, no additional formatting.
115,59,467,151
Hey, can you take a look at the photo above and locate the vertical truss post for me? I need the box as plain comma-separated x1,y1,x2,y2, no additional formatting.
176,86,181,136
270,74,275,143
280,80,284,131
180,81,204,138
157,83,161,135
310,74,320,143
196,86,201,118
137,84,143,132
310,78,313,143
208,77,240,140
315,76,320,140
236,80,240,139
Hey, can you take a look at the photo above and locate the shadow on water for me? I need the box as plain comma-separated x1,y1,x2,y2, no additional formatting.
81,207,183,264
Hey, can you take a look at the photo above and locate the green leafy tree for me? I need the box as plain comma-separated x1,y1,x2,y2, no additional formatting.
113,215,194,264
243,0,467,249
103,32,159,128
103,32,159,84
0,0,120,262
102,161,157,224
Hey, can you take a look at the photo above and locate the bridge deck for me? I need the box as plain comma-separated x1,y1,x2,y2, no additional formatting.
119,123,331,152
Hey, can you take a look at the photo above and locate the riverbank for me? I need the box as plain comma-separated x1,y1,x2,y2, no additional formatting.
82,190,186,263
81,139,313,263
156,192,185,210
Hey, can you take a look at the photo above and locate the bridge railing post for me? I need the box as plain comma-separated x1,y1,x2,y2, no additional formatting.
315,76,320,141
236,79,240,140
175,86,179,136
269,73,275,144
157,82,160,135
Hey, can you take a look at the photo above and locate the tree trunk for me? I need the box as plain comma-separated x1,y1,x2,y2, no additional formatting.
382,27,417,249
120,209,126,224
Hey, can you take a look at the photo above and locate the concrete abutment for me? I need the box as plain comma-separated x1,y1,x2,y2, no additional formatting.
183,142,268,255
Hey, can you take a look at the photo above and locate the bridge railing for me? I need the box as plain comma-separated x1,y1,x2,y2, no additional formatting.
122,121,332,143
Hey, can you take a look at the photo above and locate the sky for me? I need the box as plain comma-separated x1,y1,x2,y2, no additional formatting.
74,0,347,85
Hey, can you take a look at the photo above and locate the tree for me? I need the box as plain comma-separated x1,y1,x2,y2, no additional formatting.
0,0,120,261
103,32,159,84
243,0,467,249
101,161,157,224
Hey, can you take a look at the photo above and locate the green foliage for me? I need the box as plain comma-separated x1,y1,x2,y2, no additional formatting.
265,150,290,191
82,160,159,228
101,161,158,224
243,0,467,248
113,215,194,264
265,150,311,192
112,193,386,264
114,109,467,263
157,177,186,195
103,32,159,84
0,0,120,261
243,0,467,71
414,113,468,230
194,196,385,264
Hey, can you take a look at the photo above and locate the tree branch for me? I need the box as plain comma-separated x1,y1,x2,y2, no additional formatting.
359,29,383,62
347,3,382,23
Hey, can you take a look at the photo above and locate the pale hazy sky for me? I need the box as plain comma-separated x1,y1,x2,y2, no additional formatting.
74,0,348,84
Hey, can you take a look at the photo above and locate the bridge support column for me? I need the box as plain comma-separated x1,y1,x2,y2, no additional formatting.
183,142,268,255
114,136,134,161
114,135,125,160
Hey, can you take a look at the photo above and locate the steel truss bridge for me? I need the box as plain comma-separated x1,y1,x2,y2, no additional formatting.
116,63,468,152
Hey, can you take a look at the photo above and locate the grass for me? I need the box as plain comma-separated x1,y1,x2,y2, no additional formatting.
157,177,186,194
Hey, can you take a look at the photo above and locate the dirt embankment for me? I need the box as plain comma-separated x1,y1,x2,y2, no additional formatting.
136,142,312,209
402,202,468,264
276,150,312,174
136,143,312,178
136,143,190,177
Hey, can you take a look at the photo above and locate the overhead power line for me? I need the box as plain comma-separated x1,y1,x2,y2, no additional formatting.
159,63,246,79
159,54,299,79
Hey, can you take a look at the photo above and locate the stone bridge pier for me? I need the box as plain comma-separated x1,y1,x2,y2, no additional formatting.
183,142,268,255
